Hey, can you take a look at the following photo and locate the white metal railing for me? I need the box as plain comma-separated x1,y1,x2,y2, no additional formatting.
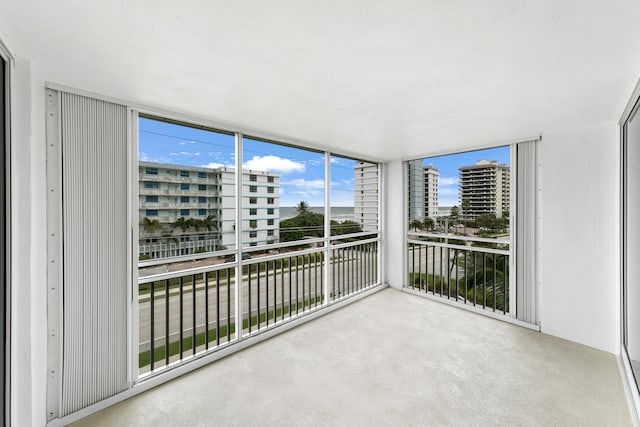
137,235,381,377
406,232,510,314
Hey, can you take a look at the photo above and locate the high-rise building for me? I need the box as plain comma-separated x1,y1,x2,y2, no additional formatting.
353,162,379,231
459,160,510,219
138,161,279,258
407,160,439,222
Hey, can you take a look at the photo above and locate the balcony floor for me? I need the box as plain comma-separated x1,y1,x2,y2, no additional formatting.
72,288,631,426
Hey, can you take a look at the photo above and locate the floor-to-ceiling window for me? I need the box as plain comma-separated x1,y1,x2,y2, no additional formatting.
0,50,8,425
404,140,540,327
623,95,640,391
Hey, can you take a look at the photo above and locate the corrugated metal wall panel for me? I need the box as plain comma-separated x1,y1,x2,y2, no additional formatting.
516,140,538,325
60,93,128,415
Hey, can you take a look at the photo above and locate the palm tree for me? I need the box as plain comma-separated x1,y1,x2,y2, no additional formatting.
173,217,189,232
141,217,163,234
188,218,202,231
409,220,423,231
423,217,435,231
461,252,509,312
201,214,216,231
296,200,310,214
461,199,471,234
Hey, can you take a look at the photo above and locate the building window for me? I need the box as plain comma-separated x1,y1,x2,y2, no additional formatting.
249,174,257,182
145,181,159,189
180,170,190,177
198,184,206,191
181,209,189,216
180,183,189,190
267,198,274,204
249,197,257,204
267,208,274,215
198,172,206,178
198,196,207,203
181,196,189,203
145,167,158,175
249,231,257,238
146,209,158,216
267,219,274,226
249,242,257,247
267,230,274,237
249,208,257,215
249,185,257,193
267,187,274,194
198,209,207,216
267,176,274,183
249,220,257,228
146,195,158,202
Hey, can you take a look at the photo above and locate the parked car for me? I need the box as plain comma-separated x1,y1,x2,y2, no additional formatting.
224,253,252,263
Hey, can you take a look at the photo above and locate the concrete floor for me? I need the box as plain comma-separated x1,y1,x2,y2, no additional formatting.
71,288,631,426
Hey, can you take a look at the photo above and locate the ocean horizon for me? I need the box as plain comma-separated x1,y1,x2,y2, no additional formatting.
279,206,355,221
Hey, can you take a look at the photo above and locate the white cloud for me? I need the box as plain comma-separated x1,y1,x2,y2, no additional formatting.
440,177,459,186
439,187,458,196
281,179,324,189
201,162,226,169
170,151,201,157
243,155,305,174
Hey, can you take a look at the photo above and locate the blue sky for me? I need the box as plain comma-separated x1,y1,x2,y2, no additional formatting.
139,117,360,207
423,146,510,207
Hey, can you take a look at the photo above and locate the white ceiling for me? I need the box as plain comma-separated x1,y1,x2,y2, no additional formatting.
2,0,640,161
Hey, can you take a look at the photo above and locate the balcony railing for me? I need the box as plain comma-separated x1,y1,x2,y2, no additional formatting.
138,235,380,377
406,232,510,314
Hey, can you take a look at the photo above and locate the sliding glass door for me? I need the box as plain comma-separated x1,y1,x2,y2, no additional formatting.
0,53,7,424
623,96,640,390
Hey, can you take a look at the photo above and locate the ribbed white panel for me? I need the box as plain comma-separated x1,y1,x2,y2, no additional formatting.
516,140,538,325
60,92,128,415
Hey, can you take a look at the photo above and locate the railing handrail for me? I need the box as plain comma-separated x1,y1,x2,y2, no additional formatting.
139,248,237,268
407,231,509,245
139,261,235,284
407,238,509,256
330,236,381,250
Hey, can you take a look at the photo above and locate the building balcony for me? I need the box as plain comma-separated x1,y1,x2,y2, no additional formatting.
70,288,630,426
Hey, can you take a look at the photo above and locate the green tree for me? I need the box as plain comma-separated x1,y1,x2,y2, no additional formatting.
201,214,216,231
450,205,459,220
296,200,310,214
409,219,423,231
422,217,435,231
462,252,509,311
330,220,362,236
173,217,189,232
141,217,163,234
279,210,324,241
461,199,471,219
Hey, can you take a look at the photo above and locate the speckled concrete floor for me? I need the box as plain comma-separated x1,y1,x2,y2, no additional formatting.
71,288,631,426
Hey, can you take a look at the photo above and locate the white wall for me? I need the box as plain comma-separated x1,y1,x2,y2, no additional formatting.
384,160,404,289
9,57,36,427
540,122,620,354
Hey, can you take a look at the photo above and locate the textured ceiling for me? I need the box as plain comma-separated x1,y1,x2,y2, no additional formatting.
2,0,640,161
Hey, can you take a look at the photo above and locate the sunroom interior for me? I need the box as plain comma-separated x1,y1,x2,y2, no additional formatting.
2,1,640,426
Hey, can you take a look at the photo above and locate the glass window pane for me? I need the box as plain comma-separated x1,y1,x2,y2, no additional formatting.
242,137,325,250
330,155,379,236
409,146,510,237
138,116,236,263
625,101,640,387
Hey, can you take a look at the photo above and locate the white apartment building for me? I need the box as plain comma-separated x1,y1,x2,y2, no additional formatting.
407,160,439,221
459,159,510,219
353,162,379,231
139,161,279,257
